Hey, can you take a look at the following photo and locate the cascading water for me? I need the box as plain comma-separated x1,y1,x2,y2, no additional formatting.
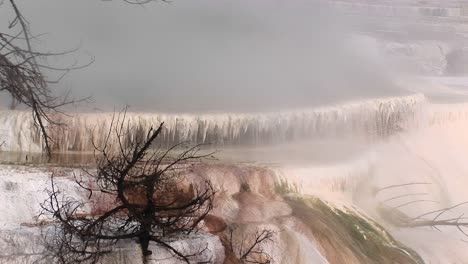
0,94,424,153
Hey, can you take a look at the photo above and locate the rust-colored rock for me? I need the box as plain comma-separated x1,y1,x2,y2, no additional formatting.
203,214,227,233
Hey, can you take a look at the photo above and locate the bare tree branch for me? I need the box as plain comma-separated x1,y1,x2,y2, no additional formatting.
227,227,274,264
377,183,468,240
1,0,92,156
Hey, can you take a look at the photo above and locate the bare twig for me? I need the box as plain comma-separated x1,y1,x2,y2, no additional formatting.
228,227,274,264
377,183,468,240
1,0,91,156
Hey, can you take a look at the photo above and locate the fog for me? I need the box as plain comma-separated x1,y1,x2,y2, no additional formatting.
0,0,406,112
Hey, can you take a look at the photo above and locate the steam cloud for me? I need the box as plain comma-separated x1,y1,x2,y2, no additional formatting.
1,0,406,112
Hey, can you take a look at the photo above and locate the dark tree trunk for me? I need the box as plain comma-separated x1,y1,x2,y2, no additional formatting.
139,231,152,256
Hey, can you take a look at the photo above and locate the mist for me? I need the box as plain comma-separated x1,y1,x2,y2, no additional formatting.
0,0,405,112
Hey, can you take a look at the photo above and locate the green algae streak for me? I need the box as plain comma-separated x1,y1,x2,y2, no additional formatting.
286,196,424,264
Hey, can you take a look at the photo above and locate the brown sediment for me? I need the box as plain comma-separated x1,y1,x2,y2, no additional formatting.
203,214,228,233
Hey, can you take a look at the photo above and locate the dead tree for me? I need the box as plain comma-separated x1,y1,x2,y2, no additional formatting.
227,227,274,264
41,112,216,263
376,182,468,239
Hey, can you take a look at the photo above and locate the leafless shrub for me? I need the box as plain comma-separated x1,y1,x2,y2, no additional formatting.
40,111,216,263
227,226,275,264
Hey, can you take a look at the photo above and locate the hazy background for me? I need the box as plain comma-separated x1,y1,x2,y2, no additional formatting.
0,0,405,112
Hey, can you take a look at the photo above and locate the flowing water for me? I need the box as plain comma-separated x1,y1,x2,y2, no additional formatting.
0,94,424,153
